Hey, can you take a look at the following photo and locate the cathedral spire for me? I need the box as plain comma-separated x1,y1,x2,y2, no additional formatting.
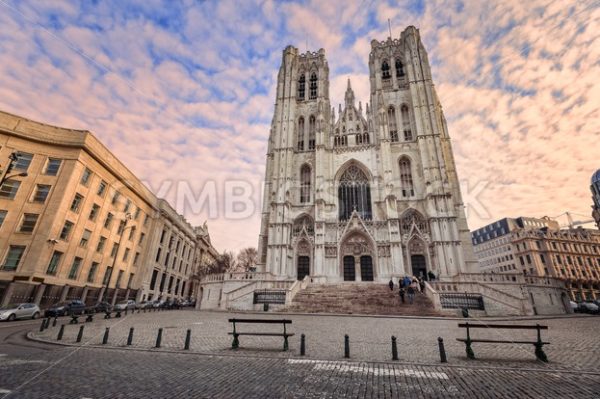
345,78,355,106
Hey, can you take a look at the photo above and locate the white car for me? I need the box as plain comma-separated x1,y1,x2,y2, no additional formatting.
0,303,41,321
114,300,136,311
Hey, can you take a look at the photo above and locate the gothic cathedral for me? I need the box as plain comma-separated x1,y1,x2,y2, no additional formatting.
258,26,478,283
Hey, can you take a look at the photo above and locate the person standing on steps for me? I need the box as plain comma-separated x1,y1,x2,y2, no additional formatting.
406,284,415,304
399,287,405,304
388,279,394,291
418,277,425,293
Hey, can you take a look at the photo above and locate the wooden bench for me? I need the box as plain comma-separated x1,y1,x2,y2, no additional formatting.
228,318,294,351
457,322,549,362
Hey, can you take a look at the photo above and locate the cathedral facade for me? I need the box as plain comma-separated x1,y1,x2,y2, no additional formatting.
257,26,478,283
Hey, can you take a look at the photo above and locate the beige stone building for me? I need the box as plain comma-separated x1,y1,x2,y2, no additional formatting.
472,216,600,301
591,169,600,230
0,110,218,308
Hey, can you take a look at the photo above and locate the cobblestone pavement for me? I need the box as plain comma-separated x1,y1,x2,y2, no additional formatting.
31,310,600,371
1,345,599,398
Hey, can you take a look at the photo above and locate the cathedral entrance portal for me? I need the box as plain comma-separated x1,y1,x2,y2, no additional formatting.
411,255,427,279
360,256,374,281
343,256,356,281
297,256,310,281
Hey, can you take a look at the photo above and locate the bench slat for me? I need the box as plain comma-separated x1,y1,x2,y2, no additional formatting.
457,324,547,330
229,319,292,324
457,338,550,345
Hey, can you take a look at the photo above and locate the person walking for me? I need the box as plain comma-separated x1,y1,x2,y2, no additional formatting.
418,277,425,293
406,284,415,304
388,279,394,291
398,287,405,304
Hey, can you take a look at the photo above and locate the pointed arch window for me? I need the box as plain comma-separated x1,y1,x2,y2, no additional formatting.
338,165,372,220
297,74,306,100
401,105,413,141
297,117,305,151
388,106,399,142
395,59,405,77
309,72,318,99
308,115,316,150
300,165,311,203
363,133,370,144
399,157,414,197
382,61,391,80
356,133,363,145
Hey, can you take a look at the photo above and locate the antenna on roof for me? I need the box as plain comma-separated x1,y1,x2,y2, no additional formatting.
388,18,392,39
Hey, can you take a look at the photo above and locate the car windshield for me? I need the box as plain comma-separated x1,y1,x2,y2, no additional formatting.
117,301,129,305
52,302,68,307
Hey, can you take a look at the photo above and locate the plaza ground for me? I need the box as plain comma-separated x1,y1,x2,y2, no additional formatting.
0,311,599,398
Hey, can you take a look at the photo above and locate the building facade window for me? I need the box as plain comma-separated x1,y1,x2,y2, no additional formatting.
19,213,39,233
14,152,33,171
102,267,113,285
44,158,62,176
399,158,414,197
97,181,107,197
104,213,113,229
338,165,372,220
70,193,84,213
309,72,318,99
97,236,106,252
387,106,398,142
32,184,50,203
2,245,26,271
46,251,62,275
68,257,82,279
401,105,413,141
0,180,20,199
87,262,98,283
110,243,119,258
115,270,124,288
297,117,305,151
89,204,100,221
308,115,316,149
60,221,74,240
300,165,311,203
395,59,405,77
0,210,6,227
79,229,91,248
297,73,305,100
80,168,92,186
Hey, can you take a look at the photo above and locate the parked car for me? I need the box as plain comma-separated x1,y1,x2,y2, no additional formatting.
153,300,166,308
93,301,113,313
44,300,86,317
114,300,136,311
569,300,578,312
135,301,153,310
0,303,41,321
578,302,599,314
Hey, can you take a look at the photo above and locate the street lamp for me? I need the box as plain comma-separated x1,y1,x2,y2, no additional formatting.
0,152,27,187
101,213,135,304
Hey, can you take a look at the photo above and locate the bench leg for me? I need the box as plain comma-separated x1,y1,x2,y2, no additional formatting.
465,339,475,360
534,343,548,362
232,333,239,350
283,336,289,352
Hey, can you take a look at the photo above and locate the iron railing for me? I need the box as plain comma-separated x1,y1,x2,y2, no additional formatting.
253,289,286,304
439,293,485,310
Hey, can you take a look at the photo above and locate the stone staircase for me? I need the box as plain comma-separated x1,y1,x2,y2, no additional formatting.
285,283,441,316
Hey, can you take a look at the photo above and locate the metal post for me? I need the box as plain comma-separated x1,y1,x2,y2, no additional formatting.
127,327,134,346
438,337,447,363
392,336,399,361
300,334,306,356
39,318,46,332
184,329,191,350
155,328,163,348
52,317,57,327
57,324,65,341
344,334,350,358
76,325,84,343
102,327,110,345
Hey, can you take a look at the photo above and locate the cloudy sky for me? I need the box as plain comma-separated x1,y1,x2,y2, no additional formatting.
0,0,598,253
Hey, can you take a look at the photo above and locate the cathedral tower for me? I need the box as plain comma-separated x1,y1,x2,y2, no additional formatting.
258,27,477,282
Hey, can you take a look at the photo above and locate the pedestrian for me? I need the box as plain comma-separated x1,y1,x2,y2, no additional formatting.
388,279,394,291
418,277,425,293
403,275,411,288
428,270,436,281
406,285,415,304
398,287,405,304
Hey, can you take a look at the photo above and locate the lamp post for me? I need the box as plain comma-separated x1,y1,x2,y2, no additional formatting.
0,152,27,187
101,213,135,305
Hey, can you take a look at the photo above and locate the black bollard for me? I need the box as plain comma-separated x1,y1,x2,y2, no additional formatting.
438,337,447,363
300,334,306,356
155,328,163,348
125,308,128,316
392,336,399,361
52,317,58,327
184,329,191,350
57,324,65,341
102,327,110,345
127,327,134,346
344,334,350,358
44,317,51,329
39,318,46,332
76,325,84,343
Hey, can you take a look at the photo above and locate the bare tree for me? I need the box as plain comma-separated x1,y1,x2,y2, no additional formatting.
236,247,258,272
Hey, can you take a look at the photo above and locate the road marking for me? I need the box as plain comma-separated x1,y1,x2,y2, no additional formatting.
288,359,449,380
0,388,11,394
